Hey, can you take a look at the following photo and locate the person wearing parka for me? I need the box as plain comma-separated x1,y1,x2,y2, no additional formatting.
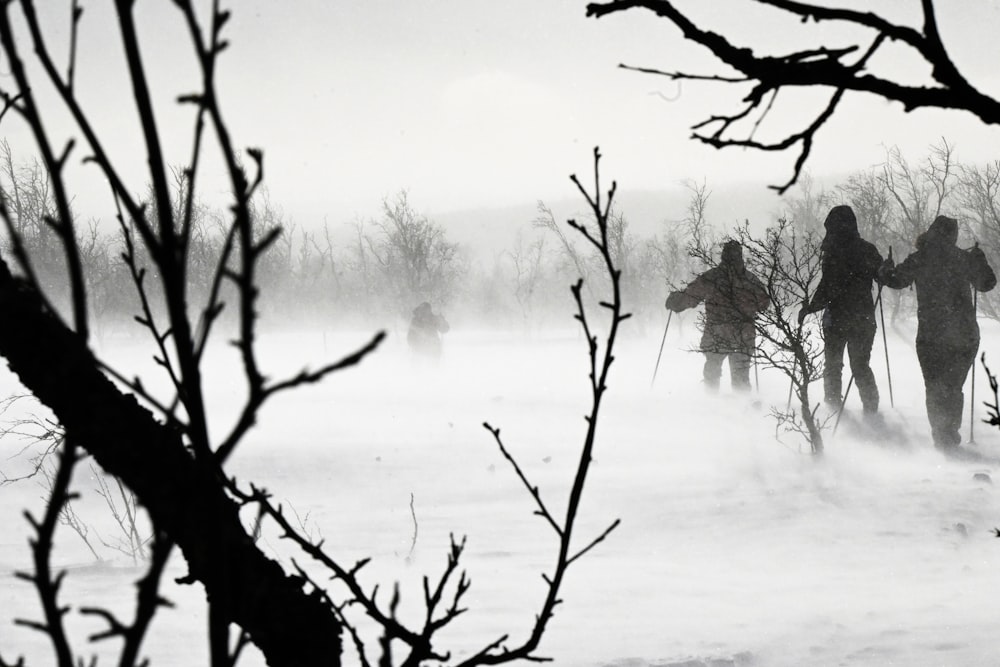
878,215,997,448
798,205,884,415
666,240,770,391
407,301,450,360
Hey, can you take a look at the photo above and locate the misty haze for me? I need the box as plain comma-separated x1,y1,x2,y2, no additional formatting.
0,3,999,667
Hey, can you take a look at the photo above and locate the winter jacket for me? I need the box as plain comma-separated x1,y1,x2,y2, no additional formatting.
667,242,770,351
803,205,883,327
408,302,450,355
879,215,996,348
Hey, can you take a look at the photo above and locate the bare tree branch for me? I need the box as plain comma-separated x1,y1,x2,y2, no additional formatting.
459,147,625,666
586,0,1000,192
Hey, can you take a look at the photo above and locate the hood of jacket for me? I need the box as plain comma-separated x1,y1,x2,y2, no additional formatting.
916,215,959,252
822,205,859,249
720,240,745,272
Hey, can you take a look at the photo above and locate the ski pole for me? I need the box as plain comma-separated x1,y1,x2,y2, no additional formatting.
876,292,894,408
970,287,978,444
878,246,894,408
832,374,854,435
650,311,673,388
753,354,760,393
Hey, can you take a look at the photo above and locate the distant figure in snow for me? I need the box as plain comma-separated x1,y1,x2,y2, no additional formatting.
798,205,883,419
407,301,450,360
878,215,996,449
665,240,770,392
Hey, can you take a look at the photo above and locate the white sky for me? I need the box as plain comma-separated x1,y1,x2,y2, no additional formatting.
6,1,1000,224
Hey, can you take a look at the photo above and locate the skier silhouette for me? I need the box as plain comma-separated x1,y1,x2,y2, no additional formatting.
407,301,450,360
879,215,996,449
666,240,770,392
798,205,883,420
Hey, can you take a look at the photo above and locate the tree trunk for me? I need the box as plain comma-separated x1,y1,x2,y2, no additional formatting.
799,389,824,455
0,263,341,666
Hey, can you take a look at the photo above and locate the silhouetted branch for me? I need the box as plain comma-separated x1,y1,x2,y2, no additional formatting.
78,607,127,643
66,0,82,93
481,424,562,536
120,532,174,666
94,361,178,427
621,63,746,84
194,221,238,362
9,0,148,242
232,482,445,661
0,1,88,337
421,535,471,633
14,438,79,667
228,629,253,667
982,353,1000,427
567,518,621,566
0,259,343,663
333,601,374,667
586,0,1000,193
215,330,386,462
0,653,24,667
460,147,623,666
736,220,827,452
116,219,185,417
174,3,270,455
0,115,58,314
0,3,630,665
0,398,62,486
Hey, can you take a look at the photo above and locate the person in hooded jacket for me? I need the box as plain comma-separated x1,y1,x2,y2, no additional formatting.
878,215,996,449
666,240,770,391
408,301,450,360
798,205,884,418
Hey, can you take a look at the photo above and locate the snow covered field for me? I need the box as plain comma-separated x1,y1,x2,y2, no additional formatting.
1,312,1000,666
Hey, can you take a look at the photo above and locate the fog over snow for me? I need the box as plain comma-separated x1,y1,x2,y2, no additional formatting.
2,2,1000,666
1,314,1000,665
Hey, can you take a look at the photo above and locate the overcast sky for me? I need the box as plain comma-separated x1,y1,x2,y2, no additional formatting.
9,1,1000,225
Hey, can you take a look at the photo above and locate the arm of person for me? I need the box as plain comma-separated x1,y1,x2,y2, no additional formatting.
967,246,998,293
802,275,830,315
665,275,707,312
748,274,771,314
802,253,840,315
878,252,917,289
864,244,884,282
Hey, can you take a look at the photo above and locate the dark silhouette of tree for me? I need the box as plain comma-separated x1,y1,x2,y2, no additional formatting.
0,4,621,666
586,0,1000,193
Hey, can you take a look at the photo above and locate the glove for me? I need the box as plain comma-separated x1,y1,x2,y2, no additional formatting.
968,245,986,261
665,292,683,312
876,257,895,283
797,307,808,326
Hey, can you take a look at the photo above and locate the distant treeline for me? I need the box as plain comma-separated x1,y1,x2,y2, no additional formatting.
1,138,997,338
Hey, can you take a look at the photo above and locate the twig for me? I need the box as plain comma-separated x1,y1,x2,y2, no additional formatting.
215,330,386,462
407,492,418,561
15,437,79,666
481,424,562,536
461,147,624,666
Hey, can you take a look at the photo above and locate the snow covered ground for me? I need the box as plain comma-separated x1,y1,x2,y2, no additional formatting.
1,312,1000,666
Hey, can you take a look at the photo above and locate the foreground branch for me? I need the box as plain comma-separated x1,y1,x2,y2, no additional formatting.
0,260,342,666
586,0,1000,192
463,147,624,666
